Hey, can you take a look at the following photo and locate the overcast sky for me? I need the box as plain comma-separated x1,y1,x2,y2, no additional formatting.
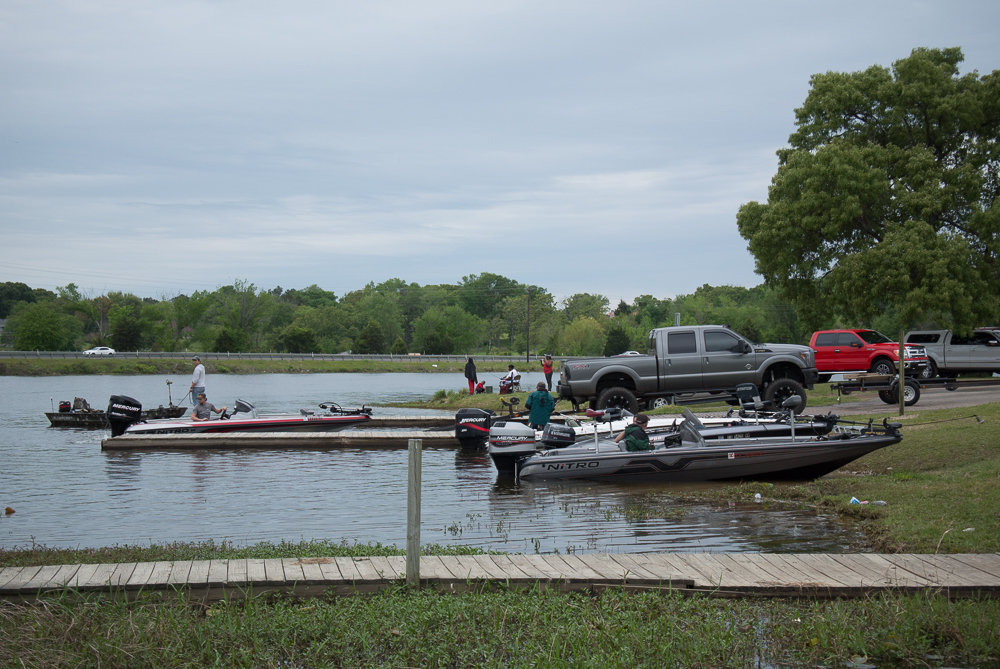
2,1,998,305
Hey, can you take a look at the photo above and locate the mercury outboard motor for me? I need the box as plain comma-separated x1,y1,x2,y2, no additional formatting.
487,420,537,474
107,395,143,437
455,408,495,449
540,422,576,449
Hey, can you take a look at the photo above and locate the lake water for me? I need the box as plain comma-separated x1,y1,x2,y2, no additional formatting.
0,373,865,553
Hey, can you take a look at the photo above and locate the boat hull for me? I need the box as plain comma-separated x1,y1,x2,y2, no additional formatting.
123,414,371,435
516,433,901,483
46,405,187,428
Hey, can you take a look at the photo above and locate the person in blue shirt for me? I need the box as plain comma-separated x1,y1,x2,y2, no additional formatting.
524,382,555,429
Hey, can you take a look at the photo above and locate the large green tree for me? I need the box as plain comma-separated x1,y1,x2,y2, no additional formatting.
737,47,1000,332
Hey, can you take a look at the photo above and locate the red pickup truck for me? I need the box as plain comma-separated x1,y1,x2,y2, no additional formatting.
809,329,929,383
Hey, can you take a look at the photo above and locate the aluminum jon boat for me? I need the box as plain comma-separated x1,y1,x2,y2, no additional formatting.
110,397,372,437
515,402,902,483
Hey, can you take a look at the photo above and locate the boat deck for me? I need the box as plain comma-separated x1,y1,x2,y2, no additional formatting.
3,553,998,600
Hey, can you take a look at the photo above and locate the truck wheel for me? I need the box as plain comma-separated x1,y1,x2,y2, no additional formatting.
595,387,640,414
919,360,937,379
763,379,806,414
870,358,895,376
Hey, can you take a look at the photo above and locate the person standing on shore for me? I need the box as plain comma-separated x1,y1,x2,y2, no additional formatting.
464,357,478,395
541,354,554,391
189,356,206,405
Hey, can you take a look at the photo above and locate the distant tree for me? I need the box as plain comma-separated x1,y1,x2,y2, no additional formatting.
737,47,1000,332
563,293,609,322
8,302,80,350
420,331,454,355
603,321,632,356
354,320,386,354
614,299,631,317
215,280,273,349
458,273,522,320
0,281,36,318
390,336,409,355
561,316,605,356
282,326,319,353
212,328,246,353
109,305,142,351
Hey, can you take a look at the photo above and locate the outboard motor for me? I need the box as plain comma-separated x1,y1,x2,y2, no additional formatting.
487,420,537,474
107,395,143,437
58,400,71,413
540,422,576,449
455,408,494,449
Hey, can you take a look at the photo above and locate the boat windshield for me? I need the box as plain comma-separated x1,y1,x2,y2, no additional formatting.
856,330,893,344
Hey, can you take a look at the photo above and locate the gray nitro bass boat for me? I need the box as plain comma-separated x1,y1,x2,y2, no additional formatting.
515,399,901,483
486,405,840,475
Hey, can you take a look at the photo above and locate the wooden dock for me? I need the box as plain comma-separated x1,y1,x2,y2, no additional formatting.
3,553,998,600
101,429,459,450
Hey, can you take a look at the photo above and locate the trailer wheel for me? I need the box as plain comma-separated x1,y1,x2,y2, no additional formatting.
595,387,640,414
763,378,806,414
878,390,896,404
648,397,670,409
919,360,937,379
901,380,920,406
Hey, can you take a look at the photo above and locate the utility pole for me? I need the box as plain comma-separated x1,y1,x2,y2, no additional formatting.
525,288,530,364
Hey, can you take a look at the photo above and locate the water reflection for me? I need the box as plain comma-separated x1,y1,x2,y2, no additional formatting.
1,373,865,552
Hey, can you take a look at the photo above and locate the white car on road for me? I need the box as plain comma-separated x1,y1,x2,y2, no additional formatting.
83,346,116,356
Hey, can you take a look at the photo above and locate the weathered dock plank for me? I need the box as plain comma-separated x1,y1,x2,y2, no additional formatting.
3,553,998,599
101,430,459,451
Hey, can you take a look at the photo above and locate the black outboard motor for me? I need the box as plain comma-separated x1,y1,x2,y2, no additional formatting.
455,408,495,449
540,422,576,449
107,395,143,437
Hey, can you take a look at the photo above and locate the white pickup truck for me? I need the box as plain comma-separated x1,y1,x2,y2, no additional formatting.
904,328,1000,378
556,324,819,413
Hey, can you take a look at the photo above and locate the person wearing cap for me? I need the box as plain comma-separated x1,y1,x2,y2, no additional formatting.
191,393,227,421
189,356,206,405
541,354,554,391
615,413,652,451
525,381,555,429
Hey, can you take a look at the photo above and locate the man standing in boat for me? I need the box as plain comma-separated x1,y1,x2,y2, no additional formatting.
189,356,206,405
525,381,555,429
191,393,227,421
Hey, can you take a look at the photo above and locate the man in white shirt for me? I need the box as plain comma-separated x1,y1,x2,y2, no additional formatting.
500,364,519,393
189,356,206,405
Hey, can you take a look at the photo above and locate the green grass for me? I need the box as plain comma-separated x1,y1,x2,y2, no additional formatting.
2,587,997,668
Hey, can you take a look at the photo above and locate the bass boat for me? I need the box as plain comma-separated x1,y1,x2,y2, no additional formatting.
107,396,372,437
514,398,902,482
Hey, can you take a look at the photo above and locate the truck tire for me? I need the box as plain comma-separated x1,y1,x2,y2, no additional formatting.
919,359,937,379
595,387,640,414
763,378,806,414
870,358,895,376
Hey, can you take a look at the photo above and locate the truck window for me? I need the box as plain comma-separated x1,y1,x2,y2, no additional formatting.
814,333,837,347
856,330,892,344
973,332,999,346
704,330,740,352
667,331,697,354
836,333,861,346
907,333,940,344
950,334,976,345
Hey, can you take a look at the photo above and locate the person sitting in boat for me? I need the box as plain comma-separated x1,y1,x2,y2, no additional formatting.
525,381,555,429
615,413,651,451
191,393,227,421
499,365,519,394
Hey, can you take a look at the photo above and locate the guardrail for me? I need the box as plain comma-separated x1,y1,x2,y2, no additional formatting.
0,350,565,363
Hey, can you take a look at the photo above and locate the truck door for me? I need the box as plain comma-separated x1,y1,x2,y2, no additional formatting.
945,332,974,369
659,330,703,390
837,332,866,371
969,331,1000,371
812,332,838,370
701,329,755,389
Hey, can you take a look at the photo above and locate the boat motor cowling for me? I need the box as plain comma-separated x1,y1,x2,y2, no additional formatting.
455,408,495,449
107,395,143,437
540,422,576,448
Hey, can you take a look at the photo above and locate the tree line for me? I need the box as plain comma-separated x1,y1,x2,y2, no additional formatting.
4,274,977,356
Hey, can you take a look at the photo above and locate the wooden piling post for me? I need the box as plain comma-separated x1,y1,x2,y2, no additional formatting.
406,438,422,587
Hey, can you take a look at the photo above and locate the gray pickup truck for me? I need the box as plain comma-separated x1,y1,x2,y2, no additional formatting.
556,324,819,413
904,328,1000,378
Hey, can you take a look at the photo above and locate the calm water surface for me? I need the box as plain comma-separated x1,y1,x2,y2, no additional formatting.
0,373,865,553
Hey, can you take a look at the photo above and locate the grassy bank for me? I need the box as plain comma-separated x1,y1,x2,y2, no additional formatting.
0,357,528,377
2,584,997,668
